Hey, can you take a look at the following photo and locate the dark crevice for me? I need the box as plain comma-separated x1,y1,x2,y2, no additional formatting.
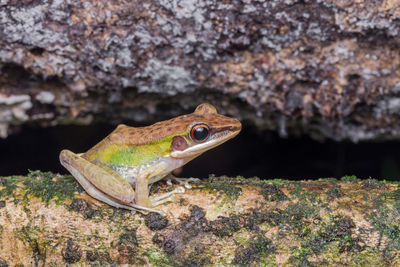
0,63,66,94
0,124,399,180
29,47,45,56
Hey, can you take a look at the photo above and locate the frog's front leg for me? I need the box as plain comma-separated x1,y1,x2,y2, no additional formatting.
135,160,185,208
137,174,185,208
135,172,150,207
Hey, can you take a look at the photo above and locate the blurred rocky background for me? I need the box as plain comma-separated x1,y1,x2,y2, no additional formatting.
1,0,400,179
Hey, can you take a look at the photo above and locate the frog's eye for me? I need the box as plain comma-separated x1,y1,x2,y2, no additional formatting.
190,124,210,142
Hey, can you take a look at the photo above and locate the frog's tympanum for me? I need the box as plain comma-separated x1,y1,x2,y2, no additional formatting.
60,103,241,214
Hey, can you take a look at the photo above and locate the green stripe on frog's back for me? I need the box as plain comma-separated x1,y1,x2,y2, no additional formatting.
88,135,179,167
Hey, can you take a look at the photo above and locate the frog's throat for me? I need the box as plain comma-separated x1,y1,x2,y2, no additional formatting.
170,130,239,158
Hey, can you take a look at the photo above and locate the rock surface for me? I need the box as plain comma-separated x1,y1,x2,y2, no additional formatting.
0,172,400,265
1,0,400,141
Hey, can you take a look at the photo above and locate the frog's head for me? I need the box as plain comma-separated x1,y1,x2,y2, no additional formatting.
169,103,242,159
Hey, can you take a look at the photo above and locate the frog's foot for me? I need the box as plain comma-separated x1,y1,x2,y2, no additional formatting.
166,175,200,189
149,186,185,207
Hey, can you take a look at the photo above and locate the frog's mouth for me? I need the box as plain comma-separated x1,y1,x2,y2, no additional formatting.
170,128,240,158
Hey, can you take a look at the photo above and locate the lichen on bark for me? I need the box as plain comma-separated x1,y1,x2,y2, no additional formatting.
0,1,400,141
0,172,399,265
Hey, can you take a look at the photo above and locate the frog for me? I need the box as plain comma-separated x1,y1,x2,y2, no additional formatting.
59,103,241,215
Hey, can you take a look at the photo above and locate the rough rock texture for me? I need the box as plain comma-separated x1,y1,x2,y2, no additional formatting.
1,1,400,141
1,172,400,265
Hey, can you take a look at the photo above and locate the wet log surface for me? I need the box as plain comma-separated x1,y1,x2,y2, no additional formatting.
0,171,399,265
1,1,400,141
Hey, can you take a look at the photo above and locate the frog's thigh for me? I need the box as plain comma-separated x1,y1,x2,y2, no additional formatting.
60,150,135,206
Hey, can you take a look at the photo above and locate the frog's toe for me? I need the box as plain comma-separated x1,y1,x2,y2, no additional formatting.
128,203,166,216
149,186,185,208
176,186,185,193
150,195,175,208
167,176,200,189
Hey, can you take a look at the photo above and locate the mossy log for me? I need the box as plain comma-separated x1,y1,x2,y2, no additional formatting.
0,171,399,266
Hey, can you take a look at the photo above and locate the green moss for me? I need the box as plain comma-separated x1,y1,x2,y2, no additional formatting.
69,198,96,219
281,206,362,264
85,250,114,265
370,195,399,229
341,175,358,182
352,248,385,266
282,202,319,232
256,209,285,227
260,184,287,202
254,235,275,255
118,228,138,247
17,223,48,266
288,182,303,197
369,201,400,260
318,177,337,182
62,239,82,264
0,175,25,199
386,188,400,200
231,175,252,182
290,245,313,265
196,177,242,201
361,179,387,190
233,235,275,265
144,247,173,266
289,215,363,264
182,247,212,266
289,183,320,203
319,216,358,247
267,178,292,186
208,215,241,237
24,170,83,205
145,213,168,231
117,228,139,264
326,185,344,199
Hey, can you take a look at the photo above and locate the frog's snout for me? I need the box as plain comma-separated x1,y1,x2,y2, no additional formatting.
233,119,242,131
225,118,242,133
59,149,73,166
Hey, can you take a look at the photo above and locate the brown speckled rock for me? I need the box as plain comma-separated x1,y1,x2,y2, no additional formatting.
1,173,400,265
1,1,400,141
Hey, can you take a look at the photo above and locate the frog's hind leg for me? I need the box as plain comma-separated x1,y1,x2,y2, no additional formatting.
60,150,165,215
60,150,135,209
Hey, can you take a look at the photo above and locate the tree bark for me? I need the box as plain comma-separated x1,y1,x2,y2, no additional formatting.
1,1,400,141
0,172,399,265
